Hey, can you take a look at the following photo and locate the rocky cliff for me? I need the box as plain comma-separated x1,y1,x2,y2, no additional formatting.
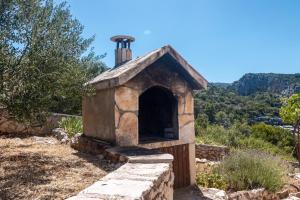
230,73,300,96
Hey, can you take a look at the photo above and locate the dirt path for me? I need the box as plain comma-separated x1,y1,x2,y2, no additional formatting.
0,136,116,200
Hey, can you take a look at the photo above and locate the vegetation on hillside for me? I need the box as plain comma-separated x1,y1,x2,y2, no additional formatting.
196,123,295,161
194,84,282,126
0,0,107,123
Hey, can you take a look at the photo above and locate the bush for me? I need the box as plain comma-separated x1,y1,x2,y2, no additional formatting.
195,113,209,135
251,123,294,148
216,150,287,192
196,172,227,190
196,125,240,146
238,137,293,160
195,123,295,161
58,117,83,138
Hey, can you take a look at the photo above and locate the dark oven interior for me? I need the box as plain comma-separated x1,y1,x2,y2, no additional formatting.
138,86,179,143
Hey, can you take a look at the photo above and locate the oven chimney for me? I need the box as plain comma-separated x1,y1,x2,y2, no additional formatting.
111,35,135,67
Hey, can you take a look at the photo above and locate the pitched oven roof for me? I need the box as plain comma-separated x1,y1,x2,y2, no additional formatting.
87,45,208,90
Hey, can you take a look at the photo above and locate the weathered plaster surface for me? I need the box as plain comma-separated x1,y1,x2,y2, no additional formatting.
83,88,115,142
115,112,138,146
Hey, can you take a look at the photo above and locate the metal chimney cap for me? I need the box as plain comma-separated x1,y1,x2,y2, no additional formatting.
110,35,135,42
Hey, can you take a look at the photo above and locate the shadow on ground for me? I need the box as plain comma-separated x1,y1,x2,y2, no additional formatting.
174,185,212,200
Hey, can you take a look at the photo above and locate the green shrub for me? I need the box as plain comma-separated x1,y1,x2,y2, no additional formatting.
195,113,209,135
195,125,240,146
196,172,228,190
195,124,295,161
251,123,293,148
216,150,287,192
238,137,293,160
58,117,83,138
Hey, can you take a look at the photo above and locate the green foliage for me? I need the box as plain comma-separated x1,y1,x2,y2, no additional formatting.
196,124,295,160
251,123,293,149
194,84,282,126
195,113,209,135
237,137,293,161
280,93,300,127
215,111,231,128
58,117,82,138
0,0,107,123
196,172,228,190
196,124,240,147
216,150,287,192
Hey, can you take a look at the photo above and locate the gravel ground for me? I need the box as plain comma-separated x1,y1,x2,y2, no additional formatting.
0,135,118,200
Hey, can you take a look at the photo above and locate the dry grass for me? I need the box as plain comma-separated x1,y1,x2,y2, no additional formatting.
0,136,116,200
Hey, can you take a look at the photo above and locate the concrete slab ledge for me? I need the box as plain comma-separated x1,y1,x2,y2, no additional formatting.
68,137,174,200
107,146,173,164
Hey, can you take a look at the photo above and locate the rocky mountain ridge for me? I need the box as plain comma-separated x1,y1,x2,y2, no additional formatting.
212,73,300,96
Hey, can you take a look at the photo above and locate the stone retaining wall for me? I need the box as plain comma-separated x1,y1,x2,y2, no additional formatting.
69,136,174,200
0,108,80,135
228,188,290,200
195,144,229,161
202,187,292,200
68,163,173,200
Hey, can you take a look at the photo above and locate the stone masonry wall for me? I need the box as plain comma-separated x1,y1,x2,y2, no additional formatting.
68,163,173,200
69,136,174,200
195,144,229,161
114,60,195,147
0,108,80,135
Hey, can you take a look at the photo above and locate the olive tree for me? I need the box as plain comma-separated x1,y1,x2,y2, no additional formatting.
0,0,106,123
280,93,300,162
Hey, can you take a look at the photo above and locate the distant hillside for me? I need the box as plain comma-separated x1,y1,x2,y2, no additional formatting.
231,73,300,96
210,82,231,88
195,73,300,126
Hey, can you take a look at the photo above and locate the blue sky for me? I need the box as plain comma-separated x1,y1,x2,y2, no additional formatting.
56,0,300,83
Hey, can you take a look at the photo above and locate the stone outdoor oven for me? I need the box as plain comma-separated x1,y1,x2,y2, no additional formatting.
83,35,207,188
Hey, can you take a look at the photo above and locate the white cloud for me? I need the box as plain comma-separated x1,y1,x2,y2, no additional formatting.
143,30,152,35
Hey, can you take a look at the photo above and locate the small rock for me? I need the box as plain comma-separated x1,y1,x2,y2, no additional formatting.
277,189,289,199
200,187,228,200
228,188,265,200
97,154,104,160
32,136,58,145
119,155,127,162
14,138,25,146
283,197,300,200
52,128,69,143
70,133,81,146
294,173,300,180
196,158,208,163
290,192,300,198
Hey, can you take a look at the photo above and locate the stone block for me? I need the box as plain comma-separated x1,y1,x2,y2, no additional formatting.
115,86,138,111
179,114,194,128
116,112,138,146
185,91,194,114
115,106,121,128
180,121,195,143
171,77,186,94
177,96,185,115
